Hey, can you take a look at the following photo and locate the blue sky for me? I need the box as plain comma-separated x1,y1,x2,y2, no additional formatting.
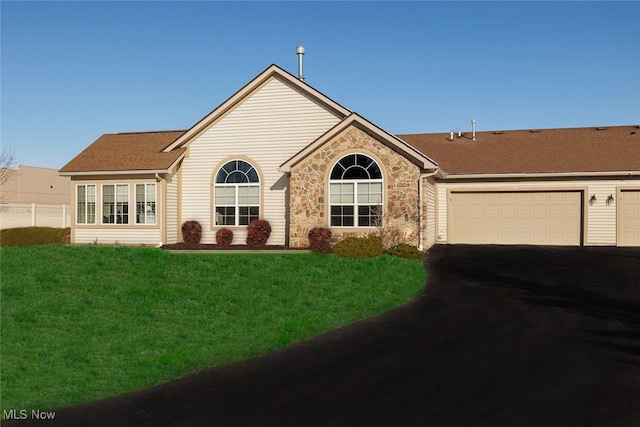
2,1,639,170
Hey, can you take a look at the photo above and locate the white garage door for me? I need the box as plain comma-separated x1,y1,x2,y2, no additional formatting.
449,191,583,245
618,190,640,246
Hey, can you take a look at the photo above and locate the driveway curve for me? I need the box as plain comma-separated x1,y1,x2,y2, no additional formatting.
9,245,640,426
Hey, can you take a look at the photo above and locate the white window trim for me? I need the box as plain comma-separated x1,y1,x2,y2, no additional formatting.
135,183,157,225
328,153,384,228
76,184,96,225
101,183,130,225
213,160,261,227
329,179,384,227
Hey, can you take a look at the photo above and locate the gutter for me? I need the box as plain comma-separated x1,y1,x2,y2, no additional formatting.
58,170,171,177
439,170,640,180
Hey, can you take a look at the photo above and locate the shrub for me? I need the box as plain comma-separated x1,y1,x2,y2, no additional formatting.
308,227,332,253
388,243,424,260
181,221,202,244
216,228,233,246
332,236,384,258
246,219,271,247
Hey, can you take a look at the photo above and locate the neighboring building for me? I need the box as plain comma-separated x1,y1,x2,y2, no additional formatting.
0,165,71,230
59,64,640,247
2,165,70,204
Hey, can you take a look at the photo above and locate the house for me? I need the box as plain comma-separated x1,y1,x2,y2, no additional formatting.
59,64,640,247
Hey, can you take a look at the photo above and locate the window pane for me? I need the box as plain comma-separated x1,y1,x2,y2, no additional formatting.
103,185,115,223
358,183,370,203
77,204,86,224
146,183,156,202
136,184,145,201
343,166,369,180
215,207,235,226
238,206,259,225
215,186,236,205
227,171,248,183
330,205,354,227
340,183,354,203
330,184,342,203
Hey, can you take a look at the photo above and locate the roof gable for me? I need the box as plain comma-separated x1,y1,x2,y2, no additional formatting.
280,113,438,172
162,64,351,152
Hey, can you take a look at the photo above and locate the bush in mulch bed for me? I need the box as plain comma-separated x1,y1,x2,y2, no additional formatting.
246,219,271,247
308,227,332,253
181,221,202,244
332,236,384,258
216,228,234,246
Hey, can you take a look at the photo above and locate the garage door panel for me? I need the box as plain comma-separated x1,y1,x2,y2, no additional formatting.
619,190,640,246
450,191,582,245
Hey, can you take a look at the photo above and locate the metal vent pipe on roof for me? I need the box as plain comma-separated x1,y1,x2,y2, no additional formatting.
471,118,477,141
296,46,305,81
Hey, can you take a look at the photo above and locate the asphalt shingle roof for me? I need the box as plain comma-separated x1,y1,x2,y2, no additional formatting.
60,125,639,176
59,130,186,173
399,125,640,175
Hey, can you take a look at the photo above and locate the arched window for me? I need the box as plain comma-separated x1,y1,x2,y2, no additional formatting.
329,154,383,227
214,160,260,226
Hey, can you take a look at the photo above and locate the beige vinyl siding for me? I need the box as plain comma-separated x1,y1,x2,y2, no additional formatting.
425,177,436,248
180,77,342,245
165,172,179,244
436,178,639,246
75,228,161,246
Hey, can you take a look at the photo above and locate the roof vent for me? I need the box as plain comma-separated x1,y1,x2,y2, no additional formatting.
471,118,477,141
595,127,607,131
530,129,540,133
493,131,503,135
296,46,305,81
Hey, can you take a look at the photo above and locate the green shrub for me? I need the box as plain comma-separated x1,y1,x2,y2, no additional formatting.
246,219,271,247
332,236,384,258
215,228,233,246
308,227,332,253
0,227,70,247
388,243,424,260
181,221,202,244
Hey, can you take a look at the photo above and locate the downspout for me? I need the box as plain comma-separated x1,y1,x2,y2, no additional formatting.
418,169,439,251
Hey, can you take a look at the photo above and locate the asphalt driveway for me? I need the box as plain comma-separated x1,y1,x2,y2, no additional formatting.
9,245,640,426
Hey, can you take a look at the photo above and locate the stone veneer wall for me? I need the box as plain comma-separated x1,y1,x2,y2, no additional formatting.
289,125,423,248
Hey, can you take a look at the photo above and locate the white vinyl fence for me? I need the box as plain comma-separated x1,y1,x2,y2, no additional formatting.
0,203,71,230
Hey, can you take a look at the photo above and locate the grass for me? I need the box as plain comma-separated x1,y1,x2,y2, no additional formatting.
0,245,425,412
0,227,70,247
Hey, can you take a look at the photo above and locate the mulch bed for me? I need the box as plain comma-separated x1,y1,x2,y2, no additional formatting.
160,243,308,251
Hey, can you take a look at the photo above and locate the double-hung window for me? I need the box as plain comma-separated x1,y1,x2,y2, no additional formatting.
102,184,129,224
329,154,383,227
136,183,156,224
76,184,96,224
214,160,260,226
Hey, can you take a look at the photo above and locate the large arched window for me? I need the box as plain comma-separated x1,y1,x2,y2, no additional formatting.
214,160,260,226
329,154,383,227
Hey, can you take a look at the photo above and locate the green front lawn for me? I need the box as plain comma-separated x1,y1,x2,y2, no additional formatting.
1,245,425,412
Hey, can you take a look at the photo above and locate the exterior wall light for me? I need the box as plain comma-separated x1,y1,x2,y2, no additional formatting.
589,194,597,205
606,194,615,206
